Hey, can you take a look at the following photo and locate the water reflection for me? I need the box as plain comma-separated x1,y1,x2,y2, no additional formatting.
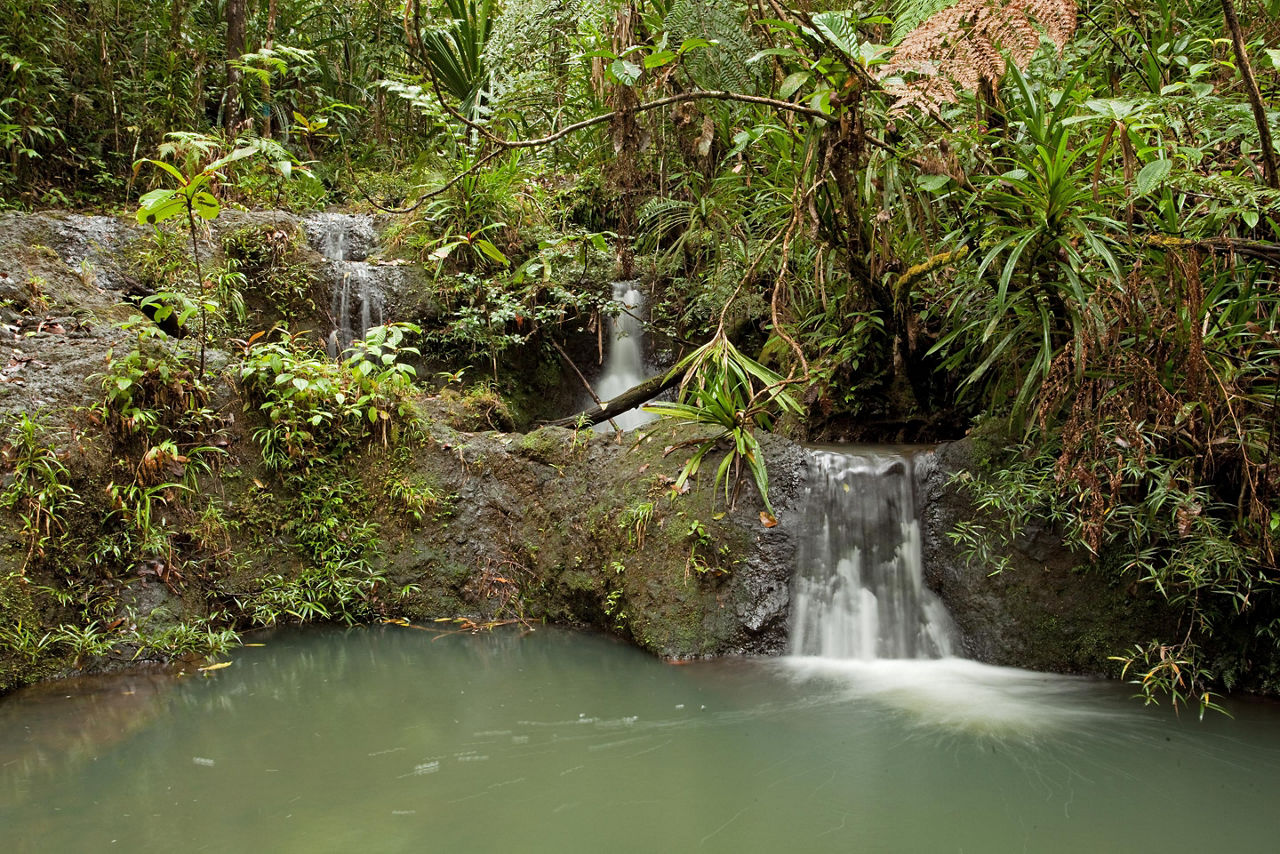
1,627,1278,853
0,670,174,784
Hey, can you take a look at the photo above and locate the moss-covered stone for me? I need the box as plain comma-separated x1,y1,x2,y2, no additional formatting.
918,438,1182,676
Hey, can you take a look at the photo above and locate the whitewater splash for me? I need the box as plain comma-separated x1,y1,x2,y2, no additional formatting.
786,448,1117,737
789,449,955,660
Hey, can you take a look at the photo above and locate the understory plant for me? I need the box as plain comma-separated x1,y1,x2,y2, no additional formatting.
645,331,800,519
238,322,422,470
0,415,82,569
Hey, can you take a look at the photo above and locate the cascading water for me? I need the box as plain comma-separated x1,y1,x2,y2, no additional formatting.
785,449,1123,738
591,281,656,431
789,449,956,660
307,214,385,357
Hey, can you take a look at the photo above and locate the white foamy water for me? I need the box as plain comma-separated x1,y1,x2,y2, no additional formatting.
785,447,1128,739
789,449,955,660
781,656,1122,739
308,213,385,357
591,281,656,432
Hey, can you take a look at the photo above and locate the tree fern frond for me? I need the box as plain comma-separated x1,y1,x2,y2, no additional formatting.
889,0,961,45
879,0,1078,112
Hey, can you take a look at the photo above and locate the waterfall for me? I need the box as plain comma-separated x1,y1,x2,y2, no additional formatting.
591,281,656,432
789,449,956,660
307,214,385,358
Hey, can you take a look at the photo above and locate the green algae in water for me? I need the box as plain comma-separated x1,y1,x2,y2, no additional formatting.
2,626,1280,853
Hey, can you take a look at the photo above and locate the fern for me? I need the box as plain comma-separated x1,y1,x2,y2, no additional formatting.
879,0,1078,111
889,0,961,45
663,0,761,93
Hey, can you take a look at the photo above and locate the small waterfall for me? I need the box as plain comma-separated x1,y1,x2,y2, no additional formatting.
789,449,956,660
307,214,385,357
591,281,656,431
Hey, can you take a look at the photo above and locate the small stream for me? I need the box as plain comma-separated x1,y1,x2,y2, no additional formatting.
590,281,656,432
305,213,387,358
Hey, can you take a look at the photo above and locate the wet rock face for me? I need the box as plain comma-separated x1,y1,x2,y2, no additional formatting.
0,213,145,418
303,212,378,262
380,422,805,659
916,439,1178,675
0,209,808,695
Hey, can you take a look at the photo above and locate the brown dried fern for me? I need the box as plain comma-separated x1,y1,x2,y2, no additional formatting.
879,0,1078,112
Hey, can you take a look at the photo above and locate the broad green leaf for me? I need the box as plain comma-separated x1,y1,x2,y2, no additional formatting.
778,71,809,99
918,174,950,192
135,157,186,185
205,146,258,174
190,190,221,221
644,50,676,69
810,11,859,56
1136,158,1172,195
679,38,713,53
136,189,185,225
610,58,641,86
474,239,509,267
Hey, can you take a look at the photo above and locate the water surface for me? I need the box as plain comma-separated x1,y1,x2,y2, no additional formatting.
3,626,1279,853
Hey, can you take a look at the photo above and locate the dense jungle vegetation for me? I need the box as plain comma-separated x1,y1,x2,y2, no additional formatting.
2,0,1280,710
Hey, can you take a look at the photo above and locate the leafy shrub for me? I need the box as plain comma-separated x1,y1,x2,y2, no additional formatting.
239,323,422,470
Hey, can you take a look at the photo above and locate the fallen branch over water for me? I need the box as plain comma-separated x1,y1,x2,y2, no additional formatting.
544,371,682,429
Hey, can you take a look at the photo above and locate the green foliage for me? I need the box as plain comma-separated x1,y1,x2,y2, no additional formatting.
619,500,656,548
1112,640,1226,720
662,0,761,93
221,223,317,316
239,323,422,470
417,0,498,118
235,473,385,627
933,68,1123,424
97,322,217,445
0,415,82,568
646,332,800,517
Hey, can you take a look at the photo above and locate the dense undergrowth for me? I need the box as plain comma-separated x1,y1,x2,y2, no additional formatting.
2,0,1280,710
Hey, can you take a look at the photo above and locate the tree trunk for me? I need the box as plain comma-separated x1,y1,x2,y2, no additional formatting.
1221,0,1279,190
223,0,247,128
262,0,278,138
545,371,682,428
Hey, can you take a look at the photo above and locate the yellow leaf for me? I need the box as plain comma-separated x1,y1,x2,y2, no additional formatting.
199,661,233,672
760,511,778,528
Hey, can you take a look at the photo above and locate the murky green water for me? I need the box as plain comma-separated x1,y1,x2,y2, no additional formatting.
3,626,1279,853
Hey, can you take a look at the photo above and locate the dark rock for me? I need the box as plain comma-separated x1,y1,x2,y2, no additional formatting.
917,437,1180,675
380,420,802,659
